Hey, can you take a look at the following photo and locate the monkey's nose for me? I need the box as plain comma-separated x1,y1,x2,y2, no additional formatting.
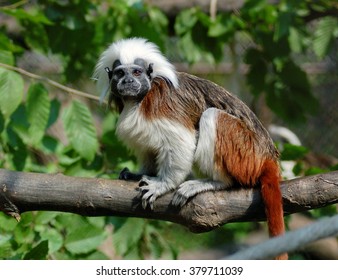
123,78,134,84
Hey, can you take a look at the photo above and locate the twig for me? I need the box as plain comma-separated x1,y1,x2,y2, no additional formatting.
0,0,27,9
0,62,102,103
209,0,218,21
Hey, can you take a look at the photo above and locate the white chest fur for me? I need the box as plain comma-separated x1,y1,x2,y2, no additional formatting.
116,102,196,152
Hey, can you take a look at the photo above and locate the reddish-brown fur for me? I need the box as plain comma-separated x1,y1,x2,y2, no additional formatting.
260,159,288,260
139,79,198,131
215,112,287,259
215,113,265,185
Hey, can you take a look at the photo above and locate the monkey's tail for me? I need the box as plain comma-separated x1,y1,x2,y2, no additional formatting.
260,159,288,260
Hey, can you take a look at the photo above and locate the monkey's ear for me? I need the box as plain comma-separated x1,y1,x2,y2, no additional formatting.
105,67,113,80
147,63,154,79
106,60,122,80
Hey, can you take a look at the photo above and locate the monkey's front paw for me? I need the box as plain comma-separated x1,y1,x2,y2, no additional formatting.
138,176,172,210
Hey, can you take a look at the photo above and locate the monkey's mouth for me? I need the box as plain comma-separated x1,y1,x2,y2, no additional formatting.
116,85,141,97
117,84,141,97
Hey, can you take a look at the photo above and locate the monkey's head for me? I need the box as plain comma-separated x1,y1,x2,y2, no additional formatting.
94,38,178,105
108,58,153,99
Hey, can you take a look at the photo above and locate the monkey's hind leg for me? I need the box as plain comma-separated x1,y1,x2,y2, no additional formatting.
172,179,226,206
172,108,233,207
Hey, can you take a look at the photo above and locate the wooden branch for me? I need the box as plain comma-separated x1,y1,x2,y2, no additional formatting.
0,168,337,233
0,63,100,103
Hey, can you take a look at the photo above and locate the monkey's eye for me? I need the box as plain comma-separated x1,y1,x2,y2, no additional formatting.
114,69,124,78
133,69,142,76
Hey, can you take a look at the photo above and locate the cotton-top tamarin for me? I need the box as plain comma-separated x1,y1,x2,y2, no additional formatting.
94,38,287,259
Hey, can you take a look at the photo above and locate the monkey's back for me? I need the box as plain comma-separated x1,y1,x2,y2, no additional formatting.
175,72,279,161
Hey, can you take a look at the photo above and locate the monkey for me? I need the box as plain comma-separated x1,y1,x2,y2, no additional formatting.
94,38,287,259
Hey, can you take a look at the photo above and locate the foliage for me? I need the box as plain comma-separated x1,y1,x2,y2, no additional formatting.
0,0,337,259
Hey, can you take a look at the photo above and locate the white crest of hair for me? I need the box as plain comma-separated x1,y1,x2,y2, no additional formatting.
94,37,178,103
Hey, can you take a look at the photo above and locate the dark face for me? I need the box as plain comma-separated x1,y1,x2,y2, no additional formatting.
110,58,152,99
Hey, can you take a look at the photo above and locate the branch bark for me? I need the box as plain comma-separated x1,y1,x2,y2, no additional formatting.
0,168,337,233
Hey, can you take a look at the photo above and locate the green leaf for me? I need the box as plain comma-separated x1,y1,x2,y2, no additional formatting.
175,8,224,63
289,27,304,53
0,111,4,134
55,213,88,232
292,161,304,176
245,48,268,96
128,7,168,49
113,218,145,257
0,68,24,119
2,8,51,52
266,59,318,123
313,17,338,58
330,164,338,171
23,21,49,52
0,50,14,65
9,104,30,141
4,126,28,170
40,229,63,253
261,33,290,58
62,100,98,161
177,33,203,64
35,211,59,225
310,205,338,219
280,144,308,161
14,223,35,244
280,60,318,114
64,224,107,254
87,217,106,228
84,251,109,260
0,213,18,231
47,99,61,128
23,240,49,260
0,33,23,53
192,14,223,62
174,8,199,35
305,167,327,176
274,10,293,41
2,8,52,25
266,83,305,123
0,234,12,259
26,83,51,146
208,15,229,37
41,135,59,154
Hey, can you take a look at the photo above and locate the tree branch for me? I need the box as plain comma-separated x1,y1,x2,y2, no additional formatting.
0,63,101,103
0,168,337,233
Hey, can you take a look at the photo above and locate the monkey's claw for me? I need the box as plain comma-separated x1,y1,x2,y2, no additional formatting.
137,177,158,209
138,176,173,210
138,185,158,210
172,181,203,207
171,192,189,207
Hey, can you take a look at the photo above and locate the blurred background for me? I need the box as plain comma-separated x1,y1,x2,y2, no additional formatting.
0,0,337,260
